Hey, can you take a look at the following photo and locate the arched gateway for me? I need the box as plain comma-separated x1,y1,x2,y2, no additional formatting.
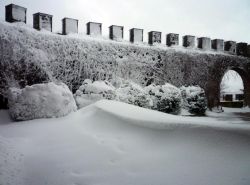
206,65,250,109
162,53,250,108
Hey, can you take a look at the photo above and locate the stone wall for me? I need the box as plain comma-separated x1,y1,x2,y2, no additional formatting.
1,22,250,108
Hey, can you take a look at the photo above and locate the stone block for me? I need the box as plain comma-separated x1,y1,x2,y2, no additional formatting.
5,4,27,23
87,22,102,36
224,41,236,54
183,35,195,48
212,39,224,51
197,37,211,50
148,31,161,45
236,42,248,56
130,28,143,43
166,33,179,46
33,12,53,32
109,25,123,41
62,18,78,35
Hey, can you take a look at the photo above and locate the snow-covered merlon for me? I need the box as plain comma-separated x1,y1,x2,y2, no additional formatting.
0,21,250,107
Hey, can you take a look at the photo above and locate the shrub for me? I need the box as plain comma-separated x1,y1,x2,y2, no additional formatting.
74,79,116,108
8,82,77,121
180,85,207,115
115,80,152,108
145,83,182,114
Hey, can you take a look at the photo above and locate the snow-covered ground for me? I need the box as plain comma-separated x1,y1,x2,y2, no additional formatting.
0,100,250,185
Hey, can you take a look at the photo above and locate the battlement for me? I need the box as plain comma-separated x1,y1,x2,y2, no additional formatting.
3,4,250,58
62,18,78,35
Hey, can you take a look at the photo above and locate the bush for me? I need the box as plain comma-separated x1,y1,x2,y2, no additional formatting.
115,80,152,108
180,85,207,115
145,83,182,114
74,79,116,108
8,82,77,121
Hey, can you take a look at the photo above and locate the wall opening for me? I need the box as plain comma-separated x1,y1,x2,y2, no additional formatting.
220,70,244,108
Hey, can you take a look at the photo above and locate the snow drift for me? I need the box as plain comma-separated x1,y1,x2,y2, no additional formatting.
8,82,77,121
0,100,250,185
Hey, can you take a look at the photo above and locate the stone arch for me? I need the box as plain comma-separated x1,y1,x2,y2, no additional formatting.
206,66,250,109
228,67,250,107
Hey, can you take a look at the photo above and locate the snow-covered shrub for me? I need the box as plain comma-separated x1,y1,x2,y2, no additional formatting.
180,85,207,115
145,83,182,114
74,79,116,108
116,81,153,108
8,82,77,121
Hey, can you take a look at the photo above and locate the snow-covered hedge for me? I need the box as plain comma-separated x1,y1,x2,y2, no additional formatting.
180,86,207,115
8,82,77,121
116,81,152,108
145,83,182,114
74,79,116,108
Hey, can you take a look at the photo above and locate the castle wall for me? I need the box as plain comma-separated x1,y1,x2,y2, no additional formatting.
1,3,250,108
1,22,250,108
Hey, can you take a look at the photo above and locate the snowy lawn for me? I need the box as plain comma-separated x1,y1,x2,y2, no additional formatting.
0,100,250,185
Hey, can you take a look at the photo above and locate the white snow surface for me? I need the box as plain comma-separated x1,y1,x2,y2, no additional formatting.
1,100,250,185
8,82,77,121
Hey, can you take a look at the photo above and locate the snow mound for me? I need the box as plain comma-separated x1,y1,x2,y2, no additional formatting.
74,79,116,108
93,100,250,131
8,82,77,121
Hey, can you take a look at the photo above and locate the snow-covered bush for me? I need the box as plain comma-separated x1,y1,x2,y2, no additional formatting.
116,81,153,108
8,82,77,121
74,79,116,108
145,83,182,114
180,85,207,115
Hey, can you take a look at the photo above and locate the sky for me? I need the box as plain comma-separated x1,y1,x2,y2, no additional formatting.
0,0,250,43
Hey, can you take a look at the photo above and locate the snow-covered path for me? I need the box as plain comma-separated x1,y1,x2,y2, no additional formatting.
1,100,250,185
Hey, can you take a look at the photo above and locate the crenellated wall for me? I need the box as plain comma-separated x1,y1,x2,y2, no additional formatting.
1,4,250,109
4,4,250,57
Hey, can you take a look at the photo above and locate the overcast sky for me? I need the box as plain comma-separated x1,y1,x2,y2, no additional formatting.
0,0,250,43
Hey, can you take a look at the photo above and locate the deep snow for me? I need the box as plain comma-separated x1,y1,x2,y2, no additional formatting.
0,100,250,185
